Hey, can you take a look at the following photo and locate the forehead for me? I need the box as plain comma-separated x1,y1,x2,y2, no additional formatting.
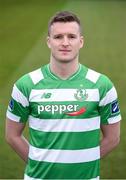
50,22,80,35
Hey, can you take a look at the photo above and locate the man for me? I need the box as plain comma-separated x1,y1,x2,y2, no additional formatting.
6,11,121,179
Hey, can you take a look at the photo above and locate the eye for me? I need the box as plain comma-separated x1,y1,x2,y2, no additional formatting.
68,34,76,39
54,35,63,39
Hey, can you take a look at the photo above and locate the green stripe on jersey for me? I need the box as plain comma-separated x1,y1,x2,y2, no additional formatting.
29,101,100,119
25,158,99,179
29,128,100,149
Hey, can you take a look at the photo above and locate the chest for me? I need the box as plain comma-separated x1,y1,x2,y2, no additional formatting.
29,82,100,119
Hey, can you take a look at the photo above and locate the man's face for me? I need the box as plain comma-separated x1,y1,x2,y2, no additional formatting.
47,22,84,63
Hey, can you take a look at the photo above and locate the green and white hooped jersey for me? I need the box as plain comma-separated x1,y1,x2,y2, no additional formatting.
6,64,121,180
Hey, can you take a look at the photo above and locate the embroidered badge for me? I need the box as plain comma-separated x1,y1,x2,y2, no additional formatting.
74,88,88,101
9,99,14,111
111,100,120,114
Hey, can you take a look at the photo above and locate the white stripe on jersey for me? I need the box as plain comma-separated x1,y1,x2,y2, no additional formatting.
24,174,42,180
86,69,100,83
29,89,99,102
12,85,29,107
29,68,44,84
99,86,117,106
29,145,100,163
24,174,99,180
108,114,121,124
6,110,20,122
29,116,100,132
91,176,100,180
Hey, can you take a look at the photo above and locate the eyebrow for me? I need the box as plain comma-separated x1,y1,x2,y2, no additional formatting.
53,33,77,37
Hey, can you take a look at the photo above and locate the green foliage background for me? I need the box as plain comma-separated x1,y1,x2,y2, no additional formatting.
0,0,126,179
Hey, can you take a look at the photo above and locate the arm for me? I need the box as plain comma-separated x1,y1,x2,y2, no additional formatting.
100,121,120,158
5,118,29,162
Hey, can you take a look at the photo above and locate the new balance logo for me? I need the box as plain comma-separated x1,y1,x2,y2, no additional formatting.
41,93,52,99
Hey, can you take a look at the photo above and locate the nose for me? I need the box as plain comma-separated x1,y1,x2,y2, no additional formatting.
62,37,69,46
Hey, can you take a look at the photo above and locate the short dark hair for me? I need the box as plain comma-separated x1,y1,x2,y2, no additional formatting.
48,11,82,35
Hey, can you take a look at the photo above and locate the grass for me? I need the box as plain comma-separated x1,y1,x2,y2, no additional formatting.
0,0,126,179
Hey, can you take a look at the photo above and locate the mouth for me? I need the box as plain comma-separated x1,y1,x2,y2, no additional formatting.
59,49,71,52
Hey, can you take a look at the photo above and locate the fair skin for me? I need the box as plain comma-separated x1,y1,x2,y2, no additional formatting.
5,120,28,162
6,21,120,162
100,122,120,157
47,22,83,79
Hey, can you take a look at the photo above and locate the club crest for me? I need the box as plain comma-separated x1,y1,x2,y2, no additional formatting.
74,88,88,101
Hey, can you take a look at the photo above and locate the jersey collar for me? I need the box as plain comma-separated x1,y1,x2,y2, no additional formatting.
47,63,82,81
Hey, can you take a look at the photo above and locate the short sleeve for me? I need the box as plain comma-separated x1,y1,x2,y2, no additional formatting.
6,77,30,123
98,75,121,125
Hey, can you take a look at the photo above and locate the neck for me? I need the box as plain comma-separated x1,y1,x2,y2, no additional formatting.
49,57,79,80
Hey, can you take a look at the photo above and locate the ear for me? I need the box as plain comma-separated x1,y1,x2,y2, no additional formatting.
47,36,51,48
80,36,84,49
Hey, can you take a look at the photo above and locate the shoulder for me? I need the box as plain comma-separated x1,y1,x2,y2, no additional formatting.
84,66,115,98
87,68,116,102
85,66,113,87
14,66,45,97
16,67,44,86
29,67,44,85
85,67,101,84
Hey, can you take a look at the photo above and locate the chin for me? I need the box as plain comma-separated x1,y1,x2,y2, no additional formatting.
57,58,74,63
